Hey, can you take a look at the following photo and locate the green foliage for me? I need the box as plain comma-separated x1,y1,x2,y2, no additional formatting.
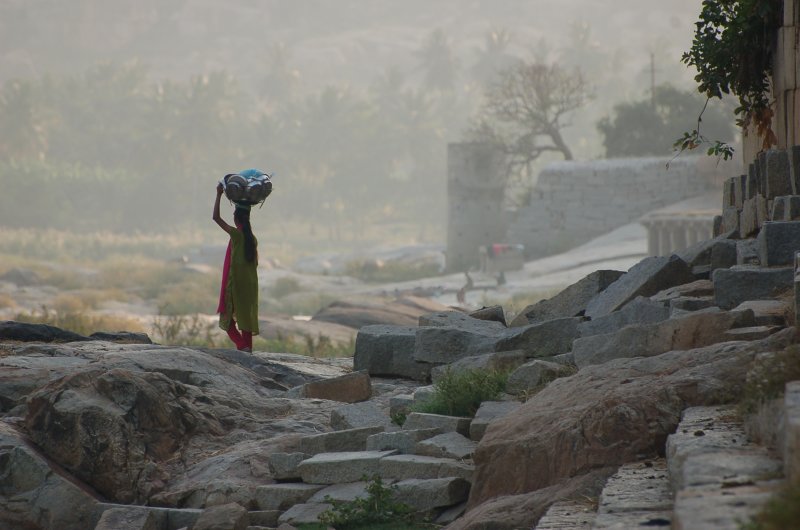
740,480,800,530
0,59,452,233
739,345,800,415
343,259,443,283
412,368,509,417
254,334,354,358
268,276,305,299
317,475,415,529
680,0,782,150
151,312,221,347
14,306,144,337
597,84,734,158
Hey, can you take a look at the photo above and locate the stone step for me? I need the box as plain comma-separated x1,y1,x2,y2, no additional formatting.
92,503,202,530
666,405,784,529
534,499,595,529
591,459,672,529
297,450,396,484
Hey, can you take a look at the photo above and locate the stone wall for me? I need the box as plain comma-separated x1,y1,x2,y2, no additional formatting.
507,156,733,259
742,0,800,166
446,142,508,272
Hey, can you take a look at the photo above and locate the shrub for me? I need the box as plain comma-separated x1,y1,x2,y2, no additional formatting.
268,276,305,298
739,345,800,416
741,480,800,530
317,475,415,529
412,368,509,417
14,306,144,336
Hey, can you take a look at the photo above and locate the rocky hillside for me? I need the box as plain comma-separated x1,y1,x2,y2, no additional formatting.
2,150,800,529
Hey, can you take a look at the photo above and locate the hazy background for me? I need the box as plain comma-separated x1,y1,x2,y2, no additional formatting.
0,0,727,257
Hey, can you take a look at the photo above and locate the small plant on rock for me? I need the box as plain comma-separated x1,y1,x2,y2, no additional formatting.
740,480,800,530
739,345,800,416
412,368,509,417
317,475,415,529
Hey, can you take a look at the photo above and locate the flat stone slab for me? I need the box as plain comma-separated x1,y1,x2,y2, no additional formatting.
297,450,396,484
366,428,441,454
419,310,506,333
430,350,527,383
666,405,783,492
784,381,800,482
415,432,477,460
93,504,202,530
403,413,471,437
505,359,568,395
469,401,522,441
578,296,670,338
509,269,625,326
299,426,385,455
267,452,309,481
254,483,326,511
584,255,694,319
757,221,800,266
672,484,778,530
308,481,369,503
292,370,372,403
534,499,595,529
733,299,789,326
330,401,393,431
276,503,332,526
494,317,582,358
595,459,671,523
379,454,474,482
353,325,431,381
573,309,755,368
393,477,470,512
723,325,782,341
94,508,158,530
712,266,794,310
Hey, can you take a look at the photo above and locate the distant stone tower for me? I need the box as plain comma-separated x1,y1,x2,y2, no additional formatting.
446,142,508,272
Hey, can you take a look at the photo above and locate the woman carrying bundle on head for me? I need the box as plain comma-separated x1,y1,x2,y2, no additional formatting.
213,181,259,352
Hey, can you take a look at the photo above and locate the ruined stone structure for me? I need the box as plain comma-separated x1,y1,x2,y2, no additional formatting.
446,142,508,272
639,195,717,256
506,156,732,259
742,0,800,164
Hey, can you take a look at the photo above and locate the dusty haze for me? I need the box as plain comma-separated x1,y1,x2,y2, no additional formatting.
0,0,714,254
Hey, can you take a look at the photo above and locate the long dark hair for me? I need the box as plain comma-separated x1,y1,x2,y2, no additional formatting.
234,208,257,263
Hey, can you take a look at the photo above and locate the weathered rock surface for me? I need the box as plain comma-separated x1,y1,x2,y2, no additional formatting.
509,270,624,326
468,305,507,326
311,296,449,329
193,502,249,530
419,310,506,333
330,401,392,431
713,266,794,309
353,325,431,381
757,221,800,266
572,308,756,368
0,422,100,530
0,320,89,342
577,296,670,338
445,468,613,530
415,432,477,460
290,370,371,403
469,401,521,442
299,426,385,455
505,360,568,395
430,351,526,382
1,339,347,509
584,255,695,319
467,329,794,508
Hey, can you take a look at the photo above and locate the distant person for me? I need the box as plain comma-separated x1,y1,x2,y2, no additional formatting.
213,183,259,352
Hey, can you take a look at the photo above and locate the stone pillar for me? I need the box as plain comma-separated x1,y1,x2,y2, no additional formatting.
645,222,660,257
687,221,700,246
658,222,672,256
671,222,688,252
446,142,507,272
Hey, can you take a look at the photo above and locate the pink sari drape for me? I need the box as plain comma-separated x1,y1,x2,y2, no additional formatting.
216,240,232,314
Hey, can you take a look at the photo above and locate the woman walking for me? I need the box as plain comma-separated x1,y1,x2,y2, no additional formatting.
214,182,259,352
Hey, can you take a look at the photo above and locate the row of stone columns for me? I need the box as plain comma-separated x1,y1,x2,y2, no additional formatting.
642,218,714,257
